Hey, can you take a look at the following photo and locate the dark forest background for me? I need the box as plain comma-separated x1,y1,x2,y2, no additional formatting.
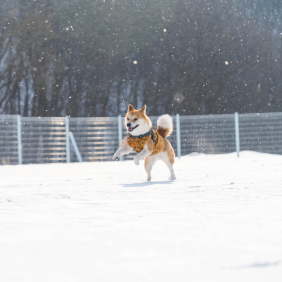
0,0,282,117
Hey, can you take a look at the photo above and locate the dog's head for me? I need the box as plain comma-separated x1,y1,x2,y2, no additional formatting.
125,104,152,136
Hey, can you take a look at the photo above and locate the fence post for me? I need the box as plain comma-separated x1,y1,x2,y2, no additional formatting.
234,112,240,158
118,115,123,161
176,114,181,159
17,115,22,165
65,116,70,163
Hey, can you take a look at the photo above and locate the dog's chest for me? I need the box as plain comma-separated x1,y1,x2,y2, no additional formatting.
127,135,151,152
127,130,164,156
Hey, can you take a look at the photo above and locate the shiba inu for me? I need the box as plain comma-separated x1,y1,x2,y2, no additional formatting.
112,104,176,181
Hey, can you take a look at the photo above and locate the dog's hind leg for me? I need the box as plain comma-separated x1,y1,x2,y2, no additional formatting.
161,152,176,180
144,156,157,181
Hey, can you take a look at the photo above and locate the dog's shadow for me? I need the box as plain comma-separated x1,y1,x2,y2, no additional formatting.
121,180,175,188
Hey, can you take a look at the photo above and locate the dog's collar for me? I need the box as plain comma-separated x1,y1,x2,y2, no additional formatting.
128,129,155,142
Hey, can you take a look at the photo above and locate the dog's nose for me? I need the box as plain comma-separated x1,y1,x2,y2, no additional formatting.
127,123,131,127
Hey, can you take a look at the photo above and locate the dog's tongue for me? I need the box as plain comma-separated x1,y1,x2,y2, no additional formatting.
128,127,133,132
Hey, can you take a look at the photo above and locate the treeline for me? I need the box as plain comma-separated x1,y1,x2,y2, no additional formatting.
0,0,282,117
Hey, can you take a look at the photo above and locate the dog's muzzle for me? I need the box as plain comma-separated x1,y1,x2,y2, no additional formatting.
127,124,139,132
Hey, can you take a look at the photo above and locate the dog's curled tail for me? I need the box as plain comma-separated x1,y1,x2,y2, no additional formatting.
157,114,173,138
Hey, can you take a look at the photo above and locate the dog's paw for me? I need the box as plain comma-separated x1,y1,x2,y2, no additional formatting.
112,154,119,161
134,157,139,166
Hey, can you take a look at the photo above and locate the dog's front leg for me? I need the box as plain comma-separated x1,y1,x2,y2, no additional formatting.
112,145,132,161
134,139,154,165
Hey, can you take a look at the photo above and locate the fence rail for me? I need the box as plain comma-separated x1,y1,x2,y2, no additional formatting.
1,112,281,165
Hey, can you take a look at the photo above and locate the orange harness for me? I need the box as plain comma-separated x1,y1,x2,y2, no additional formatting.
127,129,164,156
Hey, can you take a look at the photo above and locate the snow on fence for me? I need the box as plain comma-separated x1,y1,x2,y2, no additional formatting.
0,112,282,165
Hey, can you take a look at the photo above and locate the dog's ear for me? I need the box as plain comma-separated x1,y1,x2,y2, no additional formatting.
128,104,135,112
140,105,146,114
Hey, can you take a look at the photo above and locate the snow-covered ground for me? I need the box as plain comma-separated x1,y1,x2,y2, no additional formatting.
1,151,282,282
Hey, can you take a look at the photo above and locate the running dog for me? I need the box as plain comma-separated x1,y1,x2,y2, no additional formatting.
112,104,176,181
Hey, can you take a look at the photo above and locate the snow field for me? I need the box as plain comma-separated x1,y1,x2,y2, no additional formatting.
0,151,282,282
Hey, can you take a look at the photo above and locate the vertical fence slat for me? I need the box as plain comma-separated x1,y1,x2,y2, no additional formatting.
118,115,123,161
65,116,70,163
176,114,181,159
234,112,240,158
69,132,83,162
17,115,22,164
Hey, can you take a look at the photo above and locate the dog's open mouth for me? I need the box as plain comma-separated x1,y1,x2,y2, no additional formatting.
128,125,139,132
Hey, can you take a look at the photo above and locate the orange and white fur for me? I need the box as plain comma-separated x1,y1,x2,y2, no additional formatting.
112,104,176,181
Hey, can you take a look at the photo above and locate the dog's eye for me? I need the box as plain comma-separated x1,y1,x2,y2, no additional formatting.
134,118,138,121
127,118,129,120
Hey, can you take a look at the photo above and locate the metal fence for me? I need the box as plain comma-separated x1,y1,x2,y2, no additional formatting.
1,112,282,165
